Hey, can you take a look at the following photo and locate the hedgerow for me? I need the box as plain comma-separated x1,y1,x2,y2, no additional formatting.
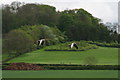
45,41,98,51
87,41,120,48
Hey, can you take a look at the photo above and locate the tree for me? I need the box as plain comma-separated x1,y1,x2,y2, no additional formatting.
58,8,110,42
2,2,112,42
19,25,67,45
2,3,59,34
58,13,74,31
3,29,34,56
2,5,16,33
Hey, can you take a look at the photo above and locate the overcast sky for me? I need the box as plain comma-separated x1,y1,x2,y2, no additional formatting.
1,0,119,23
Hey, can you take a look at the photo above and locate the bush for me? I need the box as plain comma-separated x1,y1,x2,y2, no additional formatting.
20,25,67,45
50,26,68,43
3,63,119,70
43,65,119,70
87,41,120,48
3,29,35,56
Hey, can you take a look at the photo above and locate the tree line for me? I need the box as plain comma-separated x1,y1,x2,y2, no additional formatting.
2,1,119,42
2,1,119,56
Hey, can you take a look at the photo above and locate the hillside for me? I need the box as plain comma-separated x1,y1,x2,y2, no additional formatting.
6,46,118,65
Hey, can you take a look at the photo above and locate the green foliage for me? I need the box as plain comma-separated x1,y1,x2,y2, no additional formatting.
2,2,115,42
19,25,67,45
43,65,119,70
58,8,110,41
20,25,56,41
118,34,120,43
2,1,119,46
3,29,34,55
87,41,120,48
50,26,68,42
19,25,40,41
58,13,74,31
2,24,67,59
39,25,56,39
2,2,59,33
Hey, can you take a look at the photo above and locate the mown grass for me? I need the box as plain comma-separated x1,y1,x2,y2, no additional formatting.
2,70,118,78
6,47,118,65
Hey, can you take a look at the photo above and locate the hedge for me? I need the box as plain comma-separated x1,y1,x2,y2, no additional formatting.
3,63,119,70
45,41,98,51
43,65,119,70
87,41,120,48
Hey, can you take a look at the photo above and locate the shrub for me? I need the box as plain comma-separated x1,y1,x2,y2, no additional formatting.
50,26,68,43
42,64,119,70
3,29,34,56
20,25,67,45
86,41,120,48
3,63,119,70
44,65,119,70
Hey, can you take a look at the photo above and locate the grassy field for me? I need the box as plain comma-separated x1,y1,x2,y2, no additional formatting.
2,70,118,78
2,42,119,78
6,47,118,65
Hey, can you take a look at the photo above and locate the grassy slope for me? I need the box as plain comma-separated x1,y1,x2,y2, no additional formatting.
2,70,118,78
7,47,118,65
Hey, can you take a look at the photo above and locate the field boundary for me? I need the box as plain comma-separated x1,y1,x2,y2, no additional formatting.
87,42,120,48
2,63,120,70
45,48,97,51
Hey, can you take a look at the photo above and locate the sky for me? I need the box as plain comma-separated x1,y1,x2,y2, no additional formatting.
0,0,119,23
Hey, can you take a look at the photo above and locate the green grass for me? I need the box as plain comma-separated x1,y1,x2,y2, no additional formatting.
6,47,118,65
2,53,9,61
2,70,118,78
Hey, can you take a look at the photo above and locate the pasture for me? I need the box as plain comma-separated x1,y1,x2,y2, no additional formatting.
2,42,119,78
6,47,118,65
2,70,118,78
